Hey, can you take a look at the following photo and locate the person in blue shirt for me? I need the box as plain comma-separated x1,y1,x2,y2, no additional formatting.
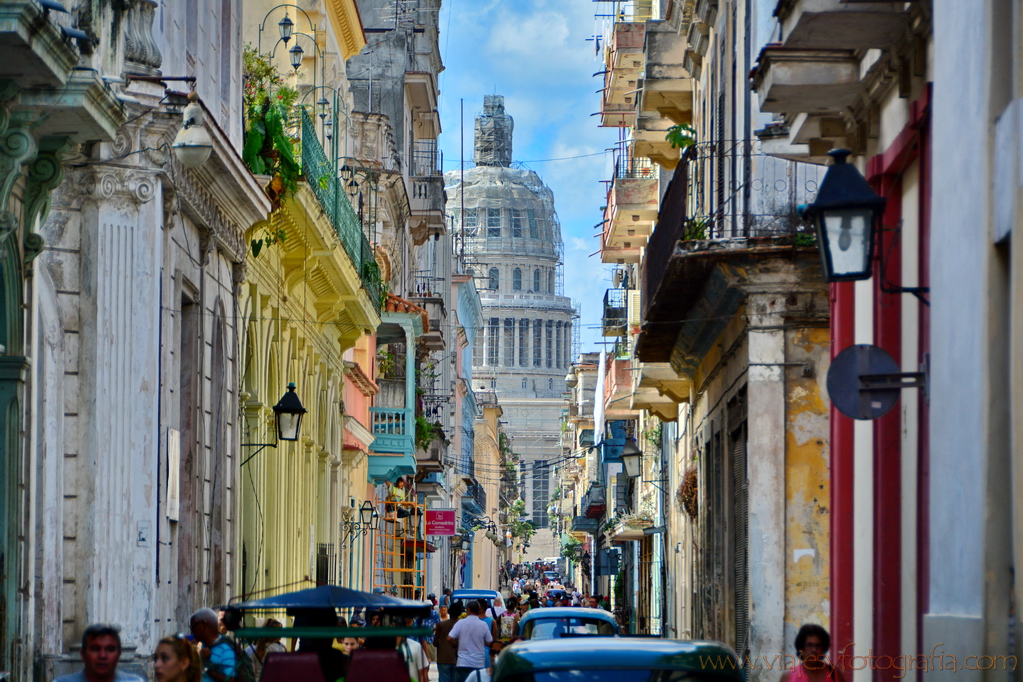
190,609,237,682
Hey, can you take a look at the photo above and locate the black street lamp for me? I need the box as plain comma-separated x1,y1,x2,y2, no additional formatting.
359,500,379,528
278,13,294,44
800,149,887,282
621,440,642,478
273,382,307,441
289,42,304,70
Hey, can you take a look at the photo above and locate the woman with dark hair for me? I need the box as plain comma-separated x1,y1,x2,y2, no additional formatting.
781,624,844,682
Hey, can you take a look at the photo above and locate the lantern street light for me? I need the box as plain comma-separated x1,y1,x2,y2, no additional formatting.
289,42,305,70
800,149,887,282
278,13,294,44
172,91,212,169
273,382,307,441
621,440,643,478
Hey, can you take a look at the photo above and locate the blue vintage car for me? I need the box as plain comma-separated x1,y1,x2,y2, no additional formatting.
517,606,619,639
492,638,744,682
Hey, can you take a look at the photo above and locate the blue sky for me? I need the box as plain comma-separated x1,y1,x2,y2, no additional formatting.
437,0,616,354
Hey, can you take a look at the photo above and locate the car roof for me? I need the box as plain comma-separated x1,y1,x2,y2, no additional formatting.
518,607,617,625
494,638,742,681
452,589,500,600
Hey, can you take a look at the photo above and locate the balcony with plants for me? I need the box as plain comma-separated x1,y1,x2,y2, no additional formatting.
635,140,824,366
242,48,382,339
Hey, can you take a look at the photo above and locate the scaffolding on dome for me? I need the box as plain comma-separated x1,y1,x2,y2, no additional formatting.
474,95,514,167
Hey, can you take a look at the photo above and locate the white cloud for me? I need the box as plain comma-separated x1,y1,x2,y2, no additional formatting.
438,0,619,351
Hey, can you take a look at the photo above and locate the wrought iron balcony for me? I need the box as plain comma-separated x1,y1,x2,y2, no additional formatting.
570,516,599,534
602,289,627,337
462,481,486,516
581,483,607,519
300,109,381,306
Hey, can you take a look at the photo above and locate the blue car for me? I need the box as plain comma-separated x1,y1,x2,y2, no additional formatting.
492,638,743,682
517,606,619,639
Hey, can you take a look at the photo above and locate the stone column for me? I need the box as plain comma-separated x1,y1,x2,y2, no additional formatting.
745,292,786,679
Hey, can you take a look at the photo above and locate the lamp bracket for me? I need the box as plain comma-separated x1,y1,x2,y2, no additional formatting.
239,442,278,468
641,478,669,495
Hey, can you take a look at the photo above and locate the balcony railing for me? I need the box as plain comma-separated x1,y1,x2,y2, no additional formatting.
369,407,414,456
614,157,656,179
570,516,599,534
463,481,486,515
680,140,825,240
603,289,627,337
582,483,607,519
410,139,443,177
300,108,381,306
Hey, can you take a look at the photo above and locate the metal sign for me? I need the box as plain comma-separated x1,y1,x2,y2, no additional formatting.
425,508,457,536
827,344,925,420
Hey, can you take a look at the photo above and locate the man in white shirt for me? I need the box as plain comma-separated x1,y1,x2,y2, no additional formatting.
484,596,507,620
448,601,493,682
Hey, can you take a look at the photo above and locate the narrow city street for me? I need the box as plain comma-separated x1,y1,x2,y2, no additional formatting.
0,1,1018,681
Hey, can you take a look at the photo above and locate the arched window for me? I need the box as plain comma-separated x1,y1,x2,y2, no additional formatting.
521,378,527,389
533,269,540,292
489,267,500,290
513,268,522,291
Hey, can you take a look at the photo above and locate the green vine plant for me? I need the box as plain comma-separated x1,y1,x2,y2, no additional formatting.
251,222,287,258
561,535,583,562
682,217,708,241
665,123,697,150
414,413,441,452
242,45,302,206
644,421,663,449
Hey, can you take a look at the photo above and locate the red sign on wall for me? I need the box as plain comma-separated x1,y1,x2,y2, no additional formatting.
425,508,457,536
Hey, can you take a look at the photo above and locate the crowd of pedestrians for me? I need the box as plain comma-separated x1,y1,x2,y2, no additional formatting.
57,575,615,682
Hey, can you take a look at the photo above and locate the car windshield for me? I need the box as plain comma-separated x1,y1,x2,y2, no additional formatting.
507,670,700,682
522,617,616,639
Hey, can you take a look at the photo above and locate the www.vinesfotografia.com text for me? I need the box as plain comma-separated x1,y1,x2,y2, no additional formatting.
700,645,1017,678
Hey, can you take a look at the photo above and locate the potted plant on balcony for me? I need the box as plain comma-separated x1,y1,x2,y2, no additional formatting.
242,46,301,210
620,507,655,530
665,123,697,150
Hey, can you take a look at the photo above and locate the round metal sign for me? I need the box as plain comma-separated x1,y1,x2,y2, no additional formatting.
827,344,900,420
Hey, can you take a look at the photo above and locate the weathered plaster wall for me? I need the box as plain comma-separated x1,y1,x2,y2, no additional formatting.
783,326,831,647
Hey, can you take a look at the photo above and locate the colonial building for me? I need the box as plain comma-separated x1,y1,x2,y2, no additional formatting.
0,0,269,677
576,0,832,658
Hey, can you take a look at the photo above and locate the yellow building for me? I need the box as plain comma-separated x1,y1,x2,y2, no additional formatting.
468,392,504,590
238,127,381,600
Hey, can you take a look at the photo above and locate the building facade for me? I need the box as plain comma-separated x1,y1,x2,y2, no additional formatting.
573,0,832,659
445,96,576,559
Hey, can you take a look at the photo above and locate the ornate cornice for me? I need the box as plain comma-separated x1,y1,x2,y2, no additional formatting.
324,0,367,60
163,157,247,264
